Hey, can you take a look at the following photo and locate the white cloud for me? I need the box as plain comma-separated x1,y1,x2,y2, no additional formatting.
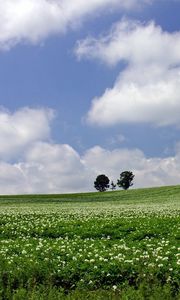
75,20,180,126
0,162,29,194
0,107,95,194
106,134,126,146
16,142,93,194
75,19,180,67
0,106,180,194
0,107,54,160
87,65,180,126
0,0,152,50
83,145,180,189
2,140,180,194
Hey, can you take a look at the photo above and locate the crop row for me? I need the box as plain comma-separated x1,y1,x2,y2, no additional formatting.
0,202,179,295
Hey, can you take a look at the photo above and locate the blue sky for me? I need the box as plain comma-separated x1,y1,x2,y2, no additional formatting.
0,0,180,194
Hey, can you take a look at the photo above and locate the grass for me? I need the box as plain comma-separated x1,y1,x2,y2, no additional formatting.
0,185,179,299
1,184,180,203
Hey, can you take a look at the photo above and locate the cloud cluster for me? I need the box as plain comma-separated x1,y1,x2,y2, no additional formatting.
0,0,150,50
75,20,180,126
76,20,180,67
83,146,180,189
16,142,93,194
0,107,53,160
0,107,180,194
0,107,92,194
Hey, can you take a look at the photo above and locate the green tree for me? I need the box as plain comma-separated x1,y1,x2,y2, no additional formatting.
94,174,110,192
117,171,134,190
110,181,116,191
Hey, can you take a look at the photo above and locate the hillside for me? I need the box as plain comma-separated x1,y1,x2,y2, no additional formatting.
0,185,179,299
0,184,180,203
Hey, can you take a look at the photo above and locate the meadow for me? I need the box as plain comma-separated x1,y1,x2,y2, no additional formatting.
0,185,179,299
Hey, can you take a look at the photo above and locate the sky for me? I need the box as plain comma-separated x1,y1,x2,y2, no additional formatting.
0,0,180,194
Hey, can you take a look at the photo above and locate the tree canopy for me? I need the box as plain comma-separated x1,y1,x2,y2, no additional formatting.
94,174,110,192
117,171,135,190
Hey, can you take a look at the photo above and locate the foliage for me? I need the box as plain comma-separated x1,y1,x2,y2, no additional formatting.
6,283,180,299
117,171,135,190
110,181,116,191
94,174,110,192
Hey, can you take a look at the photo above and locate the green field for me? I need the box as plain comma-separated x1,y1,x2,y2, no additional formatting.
0,186,179,299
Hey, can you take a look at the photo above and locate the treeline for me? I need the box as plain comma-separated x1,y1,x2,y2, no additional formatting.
94,171,134,192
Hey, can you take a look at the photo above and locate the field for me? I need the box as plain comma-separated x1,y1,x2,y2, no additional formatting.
0,186,179,299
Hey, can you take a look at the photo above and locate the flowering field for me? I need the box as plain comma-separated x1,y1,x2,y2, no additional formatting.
0,186,179,299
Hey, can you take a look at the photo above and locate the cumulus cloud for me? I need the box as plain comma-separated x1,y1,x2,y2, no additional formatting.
0,106,93,194
83,145,180,189
86,66,180,126
2,140,180,194
75,20,180,126
1,106,180,194
0,162,29,194
0,107,54,160
16,142,93,194
75,19,180,67
0,0,151,50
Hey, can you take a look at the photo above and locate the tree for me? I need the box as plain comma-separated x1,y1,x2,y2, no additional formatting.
94,174,110,192
110,181,116,191
117,171,134,190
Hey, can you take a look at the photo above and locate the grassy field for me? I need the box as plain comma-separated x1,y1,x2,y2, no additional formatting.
0,185,179,299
